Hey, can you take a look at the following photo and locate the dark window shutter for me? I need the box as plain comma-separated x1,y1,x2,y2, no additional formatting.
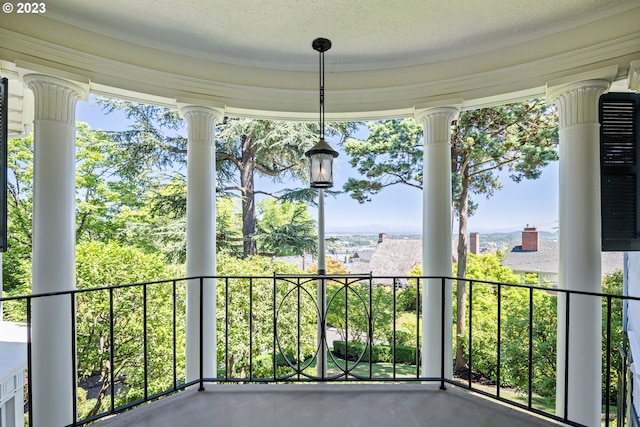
600,92,640,251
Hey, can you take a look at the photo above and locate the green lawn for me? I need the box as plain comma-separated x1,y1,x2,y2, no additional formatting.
327,357,420,380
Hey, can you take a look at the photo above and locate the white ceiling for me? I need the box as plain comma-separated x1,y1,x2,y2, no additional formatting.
1,0,639,119
41,0,631,70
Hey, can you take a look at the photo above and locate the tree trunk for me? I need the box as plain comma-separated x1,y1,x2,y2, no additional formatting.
240,136,258,256
454,170,470,370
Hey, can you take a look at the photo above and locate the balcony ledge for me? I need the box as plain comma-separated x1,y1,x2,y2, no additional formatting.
93,383,561,427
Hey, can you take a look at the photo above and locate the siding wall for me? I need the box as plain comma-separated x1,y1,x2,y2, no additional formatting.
626,252,640,417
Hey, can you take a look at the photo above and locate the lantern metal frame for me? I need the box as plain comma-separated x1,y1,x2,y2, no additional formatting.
305,38,338,189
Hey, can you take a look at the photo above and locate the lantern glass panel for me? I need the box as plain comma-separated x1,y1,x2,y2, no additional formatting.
310,152,334,188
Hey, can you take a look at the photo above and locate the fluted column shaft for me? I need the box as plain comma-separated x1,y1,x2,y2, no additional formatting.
549,80,609,427
415,107,459,379
24,74,86,427
180,105,224,382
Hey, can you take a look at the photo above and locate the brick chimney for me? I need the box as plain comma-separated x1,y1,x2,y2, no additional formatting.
522,225,539,251
378,233,386,244
469,232,480,254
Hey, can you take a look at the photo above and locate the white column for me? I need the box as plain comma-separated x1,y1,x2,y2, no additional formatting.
549,80,609,427
179,105,223,383
415,107,459,379
24,74,86,427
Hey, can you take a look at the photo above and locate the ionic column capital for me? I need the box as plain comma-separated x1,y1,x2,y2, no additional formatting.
547,80,610,129
415,106,460,144
629,59,640,92
23,74,87,125
179,105,225,147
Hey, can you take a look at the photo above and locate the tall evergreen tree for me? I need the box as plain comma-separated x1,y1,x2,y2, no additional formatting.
342,99,558,369
97,98,356,257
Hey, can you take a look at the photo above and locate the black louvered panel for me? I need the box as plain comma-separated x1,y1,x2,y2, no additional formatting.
602,174,636,240
600,92,640,251
601,99,635,165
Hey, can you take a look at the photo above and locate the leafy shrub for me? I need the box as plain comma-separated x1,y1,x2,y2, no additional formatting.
332,340,418,365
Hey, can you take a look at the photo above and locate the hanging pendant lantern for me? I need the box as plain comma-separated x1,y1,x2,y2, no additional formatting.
305,38,338,189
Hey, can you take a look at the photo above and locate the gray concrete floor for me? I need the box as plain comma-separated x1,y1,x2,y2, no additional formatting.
94,384,563,427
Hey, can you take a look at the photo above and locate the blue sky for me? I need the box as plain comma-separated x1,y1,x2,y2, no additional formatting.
76,98,559,235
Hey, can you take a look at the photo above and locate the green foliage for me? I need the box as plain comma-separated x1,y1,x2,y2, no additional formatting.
5,134,34,293
397,285,420,313
255,199,317,256
451,253,558,396
216,254,317,378
95,97,187,180
307,258,348,275
342,102,558,371
244,352,310,379
332,340,418,365
75,122,146,243
399,264,424,313
394,312,420,347
461,252,521,284
466,283,558,397
343,102,558,207
216,118,352,256
326,282,394,344
216,196,244,256
602,270,624,404
451,101,558,202
74,241,184,418
343,119,423,203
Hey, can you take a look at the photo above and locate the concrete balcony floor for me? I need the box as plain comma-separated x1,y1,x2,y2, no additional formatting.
94,383,562,427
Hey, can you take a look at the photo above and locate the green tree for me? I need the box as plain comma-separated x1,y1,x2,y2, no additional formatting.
98,97,356,258
255,199,316,256
399,264,423,313
4,133,34,295
75,122,144,242
215,196,244,256
216,254,317,377
343,100,558,369
216,118,353,256
306,258,349,275
3,123,151,295
453,253,558,397
602,270,624,405
75,241,183,418
96,98,187,185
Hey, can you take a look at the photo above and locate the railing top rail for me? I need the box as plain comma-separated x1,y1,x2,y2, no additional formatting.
1,273,636,302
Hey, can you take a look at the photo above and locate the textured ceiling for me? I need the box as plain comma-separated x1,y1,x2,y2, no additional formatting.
1,0,639,119
43,0,629,70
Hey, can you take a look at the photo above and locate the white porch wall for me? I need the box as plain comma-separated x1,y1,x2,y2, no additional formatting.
625,253,640,414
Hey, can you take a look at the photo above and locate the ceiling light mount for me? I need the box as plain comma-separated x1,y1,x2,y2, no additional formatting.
312,38,332,53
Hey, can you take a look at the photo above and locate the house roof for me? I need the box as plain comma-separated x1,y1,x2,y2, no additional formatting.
349,239,424,285
502,240,624,277
351,250,374,263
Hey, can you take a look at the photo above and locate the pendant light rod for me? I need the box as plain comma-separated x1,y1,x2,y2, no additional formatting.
313,38,331,140
306,38,337,189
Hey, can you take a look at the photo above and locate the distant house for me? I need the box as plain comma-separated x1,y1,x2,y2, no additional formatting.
348,234,422,287
350,249,374,263
502,226,623,285
348,233,457,287
273,254,315,272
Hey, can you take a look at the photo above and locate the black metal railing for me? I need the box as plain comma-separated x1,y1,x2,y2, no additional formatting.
0,274,636,426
